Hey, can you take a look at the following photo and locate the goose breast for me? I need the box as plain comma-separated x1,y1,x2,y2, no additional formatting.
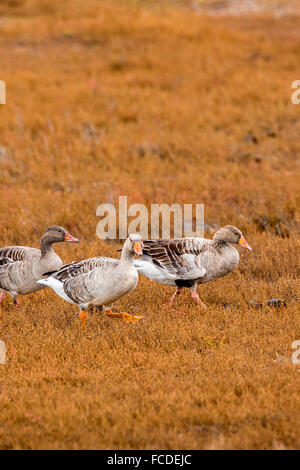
197,243,240,284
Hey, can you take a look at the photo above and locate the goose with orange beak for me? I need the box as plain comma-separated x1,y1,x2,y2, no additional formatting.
134,225,252,308
0,225,79,306
38,234,143,329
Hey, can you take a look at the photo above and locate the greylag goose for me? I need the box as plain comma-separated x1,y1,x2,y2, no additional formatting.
37,234,143,329
133,225,252,308
0,226,79,305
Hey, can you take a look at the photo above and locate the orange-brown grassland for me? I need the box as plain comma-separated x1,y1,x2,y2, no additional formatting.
0,0,299,450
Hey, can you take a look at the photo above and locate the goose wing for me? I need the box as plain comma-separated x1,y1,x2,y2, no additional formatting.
0,257,15,268
0,246,41,292
141,238,208,280
0,246,40,263
44,257,117,281
41,257,119,304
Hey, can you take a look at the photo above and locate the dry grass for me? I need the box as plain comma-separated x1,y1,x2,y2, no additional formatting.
0,0,300,450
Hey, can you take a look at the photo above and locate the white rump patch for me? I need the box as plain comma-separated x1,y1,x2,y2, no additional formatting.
37,278,74,304
134,259,177,286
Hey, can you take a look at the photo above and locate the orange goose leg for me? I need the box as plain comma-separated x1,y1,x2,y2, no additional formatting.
0,291,5,304
80,311,87,330
105,309,143,323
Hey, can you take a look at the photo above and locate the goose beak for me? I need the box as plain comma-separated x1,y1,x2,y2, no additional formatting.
133,241,143,256
64,232,79,243
239,236,252,251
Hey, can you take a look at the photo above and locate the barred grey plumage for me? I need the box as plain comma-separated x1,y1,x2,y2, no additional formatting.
134,225,252,307
38,234,144,327
0,226,78,305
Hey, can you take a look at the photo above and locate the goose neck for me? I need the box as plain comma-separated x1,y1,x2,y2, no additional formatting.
212,239,228,252
40,238,55,258
120,247,135,264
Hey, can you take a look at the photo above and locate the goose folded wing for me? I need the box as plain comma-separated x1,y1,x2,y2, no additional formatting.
0,246,39,262
45,257,119,305
0,257,15,268
142,239,207,280
43,257,118,281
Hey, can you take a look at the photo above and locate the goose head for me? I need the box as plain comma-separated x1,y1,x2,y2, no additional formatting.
122,233,144,257
213,225,252,251
41,226,79,245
